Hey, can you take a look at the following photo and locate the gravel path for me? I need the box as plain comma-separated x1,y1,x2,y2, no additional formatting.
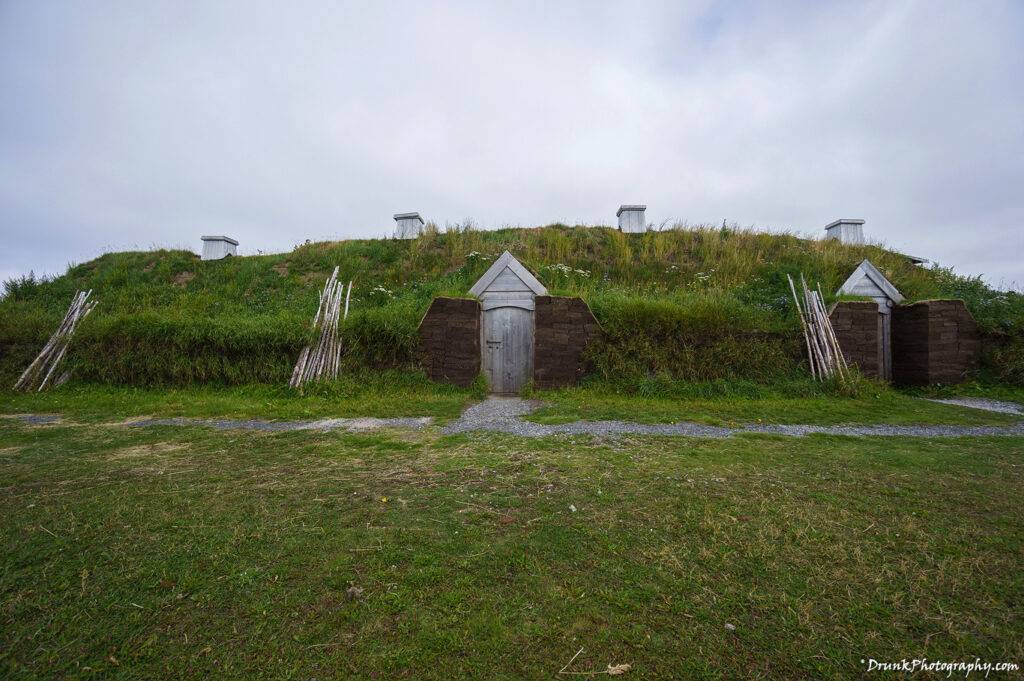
926,397,1024,415
1,414,62,425
127,416,434,432
441,397,1024,439
5,396,1024,438
2,413,431,432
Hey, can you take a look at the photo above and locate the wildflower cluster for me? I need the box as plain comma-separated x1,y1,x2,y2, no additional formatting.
543,263,591,278
687,268,716,290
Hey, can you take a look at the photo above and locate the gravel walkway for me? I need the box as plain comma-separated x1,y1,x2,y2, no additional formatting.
1,414,62,425
926,397,1024,415
5,396,1024,438
127,416,434,432
441,397,1024,439
2,413,431,432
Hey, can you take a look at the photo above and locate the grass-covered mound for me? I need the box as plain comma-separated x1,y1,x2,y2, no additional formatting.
2,223,1022,387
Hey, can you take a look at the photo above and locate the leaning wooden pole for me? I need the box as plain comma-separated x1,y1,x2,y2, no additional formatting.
289,269,348,389
807,276,838,380
816,283,849,376
788,273,850,383
788,274,818,380
14,290,97,392
801,275,831,377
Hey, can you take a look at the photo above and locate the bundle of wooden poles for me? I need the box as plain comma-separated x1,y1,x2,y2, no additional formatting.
787,273,849,382
14,290,98,392
289,267,352,388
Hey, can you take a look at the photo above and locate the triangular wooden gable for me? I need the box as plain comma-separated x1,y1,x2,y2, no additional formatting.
469,251,547,298
837,259,904,304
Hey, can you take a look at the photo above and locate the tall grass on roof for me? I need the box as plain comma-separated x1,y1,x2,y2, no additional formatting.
3,223,1021,386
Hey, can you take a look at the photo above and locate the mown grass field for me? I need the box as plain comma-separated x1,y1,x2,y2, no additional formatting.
0,382,1020,429
1,418,1022,679
0,375,481,424
525,387,1019,427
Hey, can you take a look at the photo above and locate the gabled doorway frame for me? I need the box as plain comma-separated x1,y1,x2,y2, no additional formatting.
469,252,547,394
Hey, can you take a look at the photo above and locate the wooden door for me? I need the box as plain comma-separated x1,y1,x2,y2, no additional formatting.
482,305,534,394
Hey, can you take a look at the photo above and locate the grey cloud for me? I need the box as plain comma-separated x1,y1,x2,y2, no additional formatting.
1,0,1021,286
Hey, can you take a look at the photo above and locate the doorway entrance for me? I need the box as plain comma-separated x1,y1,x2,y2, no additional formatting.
468,251,548,394
482,301,534,394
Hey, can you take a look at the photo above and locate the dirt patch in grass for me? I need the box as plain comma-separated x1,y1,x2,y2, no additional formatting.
106,415,161,426
272,263,290,277
172,271,194,287
107,441,187,460
300,271,323,285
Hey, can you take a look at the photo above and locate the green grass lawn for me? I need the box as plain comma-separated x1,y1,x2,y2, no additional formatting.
1,419,1022,678
906,381,1024,406
526,386,1021,427
3,382,1021,429
0,379,479,424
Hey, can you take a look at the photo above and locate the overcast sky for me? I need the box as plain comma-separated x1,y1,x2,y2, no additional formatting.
2,1,1022,288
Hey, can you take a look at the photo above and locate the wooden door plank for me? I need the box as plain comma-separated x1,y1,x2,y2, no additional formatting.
481,306,535,394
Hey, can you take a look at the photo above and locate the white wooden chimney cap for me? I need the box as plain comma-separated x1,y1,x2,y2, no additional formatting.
616,204,647,217
824,219,865,230
393,212,424,224
200,235,239,245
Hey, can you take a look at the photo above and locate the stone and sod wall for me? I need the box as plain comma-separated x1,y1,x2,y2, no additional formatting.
892,300,981,386
828,301,882,378
533,296,601,389
417,297,480,387
418,295,981,389
829,299,981,385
